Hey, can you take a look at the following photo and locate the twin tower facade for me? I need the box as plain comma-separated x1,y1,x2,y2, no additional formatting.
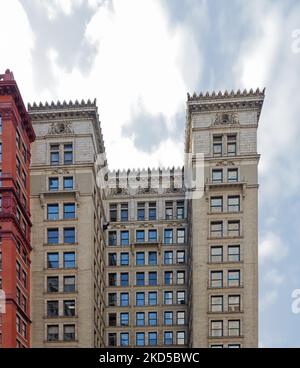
0,70,264,348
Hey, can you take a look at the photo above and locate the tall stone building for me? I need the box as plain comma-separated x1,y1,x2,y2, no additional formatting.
28,88,264,348
29,100,107,347
186,89,264,348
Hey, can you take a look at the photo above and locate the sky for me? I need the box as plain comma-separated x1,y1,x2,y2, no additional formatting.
0,0,300,347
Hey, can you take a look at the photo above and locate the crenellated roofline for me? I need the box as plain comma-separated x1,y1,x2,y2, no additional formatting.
28,98,97,111
187,88,265,102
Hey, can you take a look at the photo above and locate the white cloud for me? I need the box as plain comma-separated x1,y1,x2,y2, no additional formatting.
259,232,288,264
265,269,286,286
260,289,279,312
41,0,202,169
0,0,35,102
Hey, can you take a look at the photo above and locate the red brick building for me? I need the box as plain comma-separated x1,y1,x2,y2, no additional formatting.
0,70,35,347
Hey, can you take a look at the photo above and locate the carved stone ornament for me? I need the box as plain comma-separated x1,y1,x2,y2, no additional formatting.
48,122,74,135
214,112,239,125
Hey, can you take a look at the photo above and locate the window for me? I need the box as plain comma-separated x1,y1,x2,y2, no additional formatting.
211,296,223,312
211,197,223,212
136,292,145,306
47,253,59,269
164,331,173,345
210,222,223,238
177,291,186,305
212,169,223,183
227,135,237,156
177,331,185,345
228,270,240,287
136,312,145,326
148,312,157,326
49,177,59,191
108,273,117,286
16,315,21,333
64,300,75,317
63,203,75,219
228,196,240,212
228,221,240,237
228,295,241,312
47,301,59,317
148,292,157,306
47,228,59,244
136,332,145,347
210,246,223,262
63,227,75,244
47,276,59,292
0,114,2,134
211,271,223,288
109,204,117,222
164,251,173,265
120,230,129,246
63,325,75,341
47,325,59,341
108,231,117,246
164,291,173,305
228,320,240,336
120,272,129,286
136,272,145,286
148,251,157,265
120,312,129,326
0,143,2,162
164,229,173,244
120,293,129,307
148,272,157,286
177,271,185,285
137,202,145,221
177,229,185,244
165,201,173,219
136,252,145,266
148,202,156,220
109,313,117,327
16,130,21,149
108,253,117,266
121,203,128,221
120,333,129,347
177,251,185,264
177,311,185,325
64,144,73,165
22,271,27,288
50,145,59,166
136,230,145,243
211,320,223,337
164,311,173,325
108,293,117,307
148,229,157,242
47,204,59,220
213,135,223,157
228,168,238,182
63,177,73,190
176,201,184,219
228,245,240,262
16,261,21,279
148,332,157,346
64,276,75,293
120,252,129,266
108,333,116,347
63,252,75,269
228,344,241,348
